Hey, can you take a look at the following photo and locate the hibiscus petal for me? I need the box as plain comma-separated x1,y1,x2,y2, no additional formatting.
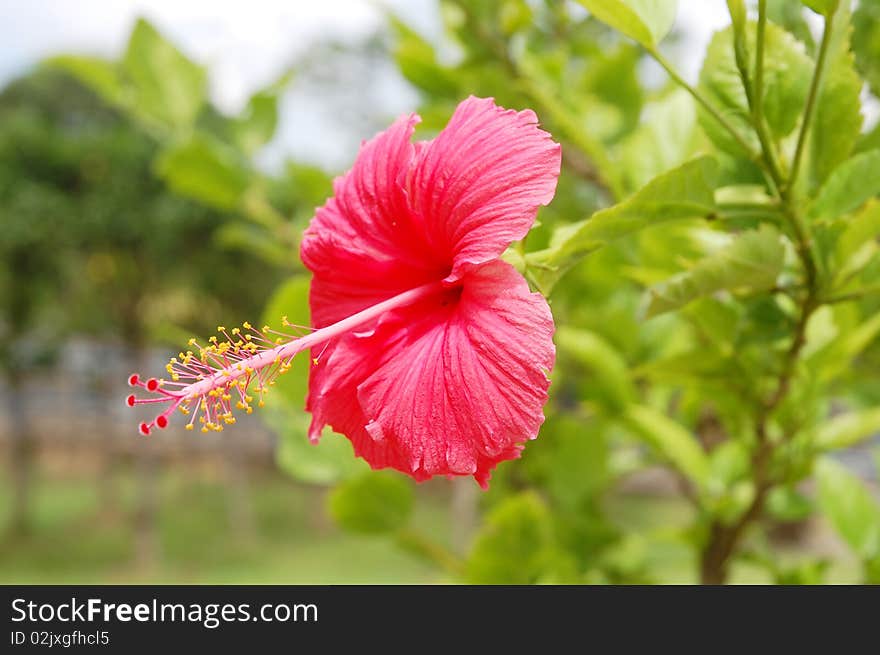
307,260,555,487
408,96,561,281
300,113,445,328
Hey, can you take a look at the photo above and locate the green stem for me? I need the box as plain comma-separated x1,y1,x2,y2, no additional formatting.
789,9,836,193
716,201,781,212
717,209,785,223
699,5,831,582
395,529,465,577
825,285,880,304
753,0,767,110
648,47,762,164
751,0,787,192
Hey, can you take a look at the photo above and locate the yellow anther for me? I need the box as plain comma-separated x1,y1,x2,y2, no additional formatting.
313,358,319,366
185,424,194,431
217,326,225,332
258,399,265,408
262,325,270,333
243,321,252,330
232,327,240,335
281,315,289,326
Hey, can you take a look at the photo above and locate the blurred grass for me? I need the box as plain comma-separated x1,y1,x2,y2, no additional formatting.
0,465,860,584
0,466,447,584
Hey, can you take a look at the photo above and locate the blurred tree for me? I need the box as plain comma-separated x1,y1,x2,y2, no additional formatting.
0,68,282,555
0,71,88,536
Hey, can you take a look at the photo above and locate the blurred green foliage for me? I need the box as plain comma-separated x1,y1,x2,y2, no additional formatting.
5,1,880,585
0,69,281,352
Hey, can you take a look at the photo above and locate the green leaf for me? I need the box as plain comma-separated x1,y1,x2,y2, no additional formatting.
835,199,880,264
709,440,750,486
766,486,814,522
328,472,414,535
544,417,611,508
257,277,366,485
852,0,880,96
47,56,126,108
815,408,880,450
233,71,293,155
390,17,458,97
645,225,784,317
465,492,556,584
235,91,277,154
801,0,838,16
809,150,880,221
582,44,645,141
697,23,812,157
622,404,711,488
260,276,309,406
859,121,880,155
768,0,816,50
618,89,697,192
727,0,746,32
262,275,310,401
807,310,880,381
576,0,677,49
122,18,206,128
555,327,635,411
526,156,718,293
233,90,281,155
275,423,366,486
155,132,251,210
809,1,862,187
214,223,291,268
816,458,880,560
728,0,750,94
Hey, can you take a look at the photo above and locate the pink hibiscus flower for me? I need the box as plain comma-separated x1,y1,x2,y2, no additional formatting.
127,96,561,488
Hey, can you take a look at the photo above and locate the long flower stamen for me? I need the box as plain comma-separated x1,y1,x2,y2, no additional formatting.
127,281,445,435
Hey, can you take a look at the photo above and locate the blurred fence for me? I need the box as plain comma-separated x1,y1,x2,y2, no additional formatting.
0,338,277,463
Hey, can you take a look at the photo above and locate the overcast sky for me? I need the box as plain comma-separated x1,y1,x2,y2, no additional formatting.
1,0,872,170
